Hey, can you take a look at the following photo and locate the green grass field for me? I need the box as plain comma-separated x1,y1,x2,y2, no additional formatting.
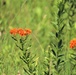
0,0,76,75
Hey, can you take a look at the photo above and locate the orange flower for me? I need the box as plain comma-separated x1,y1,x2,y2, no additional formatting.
70,39,76,49
10,28,18,35
17,28,27,36
25,29,32,35
10,28,32,36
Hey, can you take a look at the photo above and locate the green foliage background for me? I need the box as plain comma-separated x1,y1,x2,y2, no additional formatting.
0,0,76,75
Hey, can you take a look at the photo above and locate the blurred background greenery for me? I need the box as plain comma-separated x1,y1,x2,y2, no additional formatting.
0,0,76,75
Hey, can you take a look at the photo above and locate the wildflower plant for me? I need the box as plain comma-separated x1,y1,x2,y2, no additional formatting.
49,0,66,75
50,25,65,75
10,28,37,75
69,39,76,75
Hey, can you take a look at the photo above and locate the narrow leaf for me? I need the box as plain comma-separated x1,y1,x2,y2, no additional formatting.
51,49,56,56
58,54,64,57
57,59,61,66
15,43,23,51
71,53,76,56
11,36,17,41
20,56,27,64
58,39,62,48
59,25,65,33
56,32,59,38
23,68,31,75
60,60,64,63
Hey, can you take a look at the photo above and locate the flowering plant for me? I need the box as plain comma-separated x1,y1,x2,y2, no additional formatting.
69,39,76,74
10,28,37,75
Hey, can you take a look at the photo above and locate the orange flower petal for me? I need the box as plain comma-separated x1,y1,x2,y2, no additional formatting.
17,28,27,36
25,29,32,34
10,28,18,35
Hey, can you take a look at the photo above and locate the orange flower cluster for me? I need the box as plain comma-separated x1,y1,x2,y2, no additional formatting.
70,39,76,49
10,28,32,36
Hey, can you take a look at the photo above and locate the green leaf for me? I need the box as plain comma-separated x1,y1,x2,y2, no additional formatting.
11,36,17,41
26,52,30,58
58,39,62,48
15,43,23,51
51,49,56,56
60,60,64,63
56,32,59,38
20,56,27,64
57,59,61,66
23,68,31,75
71,53,76,56
58,54,64,57
59,25,65,33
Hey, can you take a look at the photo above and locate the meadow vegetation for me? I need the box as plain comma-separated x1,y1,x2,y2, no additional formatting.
0,0,76,75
